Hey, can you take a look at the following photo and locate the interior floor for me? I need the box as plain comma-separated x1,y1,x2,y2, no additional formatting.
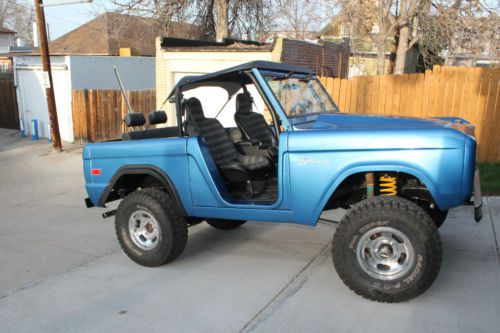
230,177,278,203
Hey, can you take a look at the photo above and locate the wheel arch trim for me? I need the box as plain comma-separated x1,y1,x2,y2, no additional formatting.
311,165,438,224
98,164,187,216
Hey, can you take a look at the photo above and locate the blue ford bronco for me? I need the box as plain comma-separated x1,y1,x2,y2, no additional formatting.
83,61,482,302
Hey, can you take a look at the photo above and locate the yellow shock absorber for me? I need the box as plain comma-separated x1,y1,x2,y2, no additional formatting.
379,175,398,196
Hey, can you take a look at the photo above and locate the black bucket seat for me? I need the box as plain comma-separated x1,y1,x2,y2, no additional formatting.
234,92,278,149
184,97,272,194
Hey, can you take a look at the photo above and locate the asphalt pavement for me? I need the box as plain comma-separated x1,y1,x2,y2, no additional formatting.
0,128,498,333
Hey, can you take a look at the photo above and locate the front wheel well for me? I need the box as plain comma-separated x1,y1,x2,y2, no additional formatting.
324,171,437,211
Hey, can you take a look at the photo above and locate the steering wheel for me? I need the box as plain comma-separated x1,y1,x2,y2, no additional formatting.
290,100,313,115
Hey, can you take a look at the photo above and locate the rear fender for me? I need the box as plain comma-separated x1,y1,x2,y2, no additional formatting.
99,165,186,216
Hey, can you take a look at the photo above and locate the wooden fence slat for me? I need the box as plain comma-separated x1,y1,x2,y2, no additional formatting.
377,75,387,116
398,75,409,117
371,75,380,115
412,74,424,118
420,70,433,117
385,75,394,115
0,79,20,129
480,71,497,162
338,79,348,111
332,78,341,103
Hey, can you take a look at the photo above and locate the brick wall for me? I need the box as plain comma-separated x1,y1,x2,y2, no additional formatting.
280,39,349,78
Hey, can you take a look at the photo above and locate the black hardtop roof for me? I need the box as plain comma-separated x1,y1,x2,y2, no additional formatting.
175,60,313,89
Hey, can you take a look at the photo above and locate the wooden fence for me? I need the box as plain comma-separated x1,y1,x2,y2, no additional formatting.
0,79,19,130
72,89,156,142
320,66,500,162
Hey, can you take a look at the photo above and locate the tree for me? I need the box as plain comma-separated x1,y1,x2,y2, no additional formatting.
333,0,405,74
0,0,35,43
215,0,229,41
105,0,270,42
393,0,422,74
264,0,334,40
415,1,499,68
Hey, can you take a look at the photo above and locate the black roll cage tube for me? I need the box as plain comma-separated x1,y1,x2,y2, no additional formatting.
173,70,282,139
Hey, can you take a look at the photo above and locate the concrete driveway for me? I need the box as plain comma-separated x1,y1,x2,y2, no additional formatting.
0,128,499,332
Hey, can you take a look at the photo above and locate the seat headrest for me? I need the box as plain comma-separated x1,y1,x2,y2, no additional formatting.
148,111,167,125
124,112,146,127
236,92,253,114
186,97,205,122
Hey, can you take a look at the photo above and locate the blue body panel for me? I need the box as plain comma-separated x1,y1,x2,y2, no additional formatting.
83,111,475,226
83,67,477,226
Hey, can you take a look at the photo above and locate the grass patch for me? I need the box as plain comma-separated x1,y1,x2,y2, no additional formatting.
479,163,500,195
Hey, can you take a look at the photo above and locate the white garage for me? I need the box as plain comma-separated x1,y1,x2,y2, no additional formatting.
14,55,155,142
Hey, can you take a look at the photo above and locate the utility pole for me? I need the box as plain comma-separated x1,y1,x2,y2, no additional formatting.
34,0,62,151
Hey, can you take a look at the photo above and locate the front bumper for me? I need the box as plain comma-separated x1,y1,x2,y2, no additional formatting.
473,168,483,222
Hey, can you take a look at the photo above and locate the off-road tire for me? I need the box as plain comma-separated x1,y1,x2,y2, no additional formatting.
206,219,246,230
332,196,442,303
425,209,449,228
115,189,187,267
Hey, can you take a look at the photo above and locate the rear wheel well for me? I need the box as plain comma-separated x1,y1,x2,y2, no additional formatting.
325,171,437,212
100,169,186,216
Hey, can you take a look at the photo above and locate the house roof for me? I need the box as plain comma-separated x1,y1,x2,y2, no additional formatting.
48,13,204,56
0,26,16,34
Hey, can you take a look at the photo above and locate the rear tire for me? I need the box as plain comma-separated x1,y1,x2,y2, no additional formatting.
115,189,187,267
206,219,246,230
332,196,442,303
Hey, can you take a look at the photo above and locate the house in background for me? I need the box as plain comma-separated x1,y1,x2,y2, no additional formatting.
444,18,499,68
156,37,350,126
0,27,17,74
318,18,422,76
0,27,16,53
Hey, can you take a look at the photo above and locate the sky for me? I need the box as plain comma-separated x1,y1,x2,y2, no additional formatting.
44,0,111,40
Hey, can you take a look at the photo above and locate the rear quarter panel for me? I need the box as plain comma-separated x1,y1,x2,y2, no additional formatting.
83,138,189,207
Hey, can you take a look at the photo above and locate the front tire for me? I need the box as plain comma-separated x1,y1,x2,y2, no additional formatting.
425,208,449,228
115,189,187,267
332,196,442,303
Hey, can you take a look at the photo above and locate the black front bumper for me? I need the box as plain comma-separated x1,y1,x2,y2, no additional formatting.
473,168,483,222
85,197,95,208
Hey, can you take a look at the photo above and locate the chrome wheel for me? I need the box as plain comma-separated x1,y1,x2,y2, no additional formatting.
356,226,415,280
128,210,161,251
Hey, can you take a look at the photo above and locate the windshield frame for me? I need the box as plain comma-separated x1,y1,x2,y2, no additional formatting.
259,70,340,119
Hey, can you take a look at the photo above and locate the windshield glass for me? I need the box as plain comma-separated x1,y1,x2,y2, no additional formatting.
264,75,339,117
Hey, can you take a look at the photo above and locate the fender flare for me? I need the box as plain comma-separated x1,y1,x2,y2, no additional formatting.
98,165,187,216
311,165,439,223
